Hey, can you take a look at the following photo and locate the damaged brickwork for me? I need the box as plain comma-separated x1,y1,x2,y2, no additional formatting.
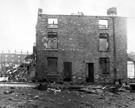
35,9,127,83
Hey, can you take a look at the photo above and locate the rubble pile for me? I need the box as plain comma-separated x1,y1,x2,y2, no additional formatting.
6,61,36,82
0,83,134,108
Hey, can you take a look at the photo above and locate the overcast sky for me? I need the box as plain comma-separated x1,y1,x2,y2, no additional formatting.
0,0,135,53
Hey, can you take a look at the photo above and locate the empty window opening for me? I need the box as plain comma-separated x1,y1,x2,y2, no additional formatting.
5,55,8,57
99,20,108,29
99,33,109,51
99,58,110,74
48,18,58,28
47,57,58,75
47,32,58,49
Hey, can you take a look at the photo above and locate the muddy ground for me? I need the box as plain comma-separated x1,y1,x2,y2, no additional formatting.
0,83,135,108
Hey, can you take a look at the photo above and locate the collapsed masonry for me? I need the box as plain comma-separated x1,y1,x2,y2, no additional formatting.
0,54,36,82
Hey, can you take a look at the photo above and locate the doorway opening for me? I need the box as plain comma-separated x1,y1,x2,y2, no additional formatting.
86,63,94,82
63,62,72,81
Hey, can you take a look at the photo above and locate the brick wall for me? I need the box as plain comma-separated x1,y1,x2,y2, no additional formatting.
36,13,127,83
115,17,127,80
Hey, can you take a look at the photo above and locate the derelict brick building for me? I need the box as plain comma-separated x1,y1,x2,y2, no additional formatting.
35,8,127,83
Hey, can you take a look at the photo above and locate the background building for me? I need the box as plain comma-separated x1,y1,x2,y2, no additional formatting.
0,51,30,70
35,8,127,83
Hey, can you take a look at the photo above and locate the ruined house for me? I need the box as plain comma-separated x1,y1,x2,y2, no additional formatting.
35,8,127,83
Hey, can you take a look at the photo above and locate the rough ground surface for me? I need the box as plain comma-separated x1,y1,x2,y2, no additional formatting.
0,83,135,108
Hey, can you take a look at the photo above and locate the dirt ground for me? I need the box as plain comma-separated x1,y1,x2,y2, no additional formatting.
0,83,135,108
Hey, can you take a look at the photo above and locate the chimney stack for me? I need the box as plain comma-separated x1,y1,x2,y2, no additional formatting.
38,8,42,15
107,7,117,16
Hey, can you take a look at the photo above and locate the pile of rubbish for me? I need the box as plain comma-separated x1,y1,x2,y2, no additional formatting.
2,60,36,82
34,82,131,95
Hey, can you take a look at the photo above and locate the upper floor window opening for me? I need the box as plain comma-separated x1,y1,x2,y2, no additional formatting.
47,18,58,28
47,32,58,49
5,55,8,57
99,33,109,52
99,20,108,29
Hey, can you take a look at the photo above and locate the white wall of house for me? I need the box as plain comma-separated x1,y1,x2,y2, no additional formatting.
128,61,134,78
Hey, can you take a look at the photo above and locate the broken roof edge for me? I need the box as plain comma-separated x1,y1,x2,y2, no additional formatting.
37,8,127,19
39,14,127,19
